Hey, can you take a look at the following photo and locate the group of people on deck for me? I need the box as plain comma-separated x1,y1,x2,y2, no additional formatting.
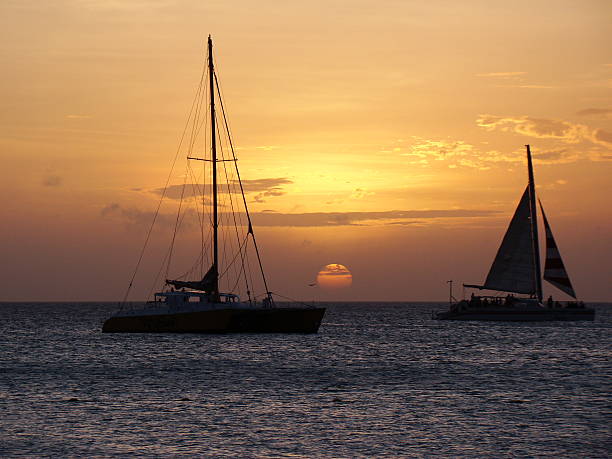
468,293,516,307
548,295,586,309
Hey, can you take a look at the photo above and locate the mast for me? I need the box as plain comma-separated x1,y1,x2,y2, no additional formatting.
208,35,219,299
526,145,543,302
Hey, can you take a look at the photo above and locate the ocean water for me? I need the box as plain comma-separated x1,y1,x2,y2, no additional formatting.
1,302,610,458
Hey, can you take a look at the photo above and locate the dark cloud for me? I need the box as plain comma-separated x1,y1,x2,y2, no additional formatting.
100,204,500,229
101,203,178,228
593,128,612,145
154,178,292,200
241,178,293,192
250,209,499,227
576,108,612,117
43,175,62,187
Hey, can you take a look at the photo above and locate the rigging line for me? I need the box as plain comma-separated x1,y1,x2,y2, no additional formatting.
216,104,254,301
228,242,249,294
146,242,174,301
217,113,252,298
180,164,213,280
167,198,208,281
186,162,205,231
165,172,188,280
215,72,272,297
218,234,249,279
267,292,315,309
187,65,208,158
121,60,207,305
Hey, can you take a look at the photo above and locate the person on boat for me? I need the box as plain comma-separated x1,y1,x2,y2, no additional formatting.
547,296,553,308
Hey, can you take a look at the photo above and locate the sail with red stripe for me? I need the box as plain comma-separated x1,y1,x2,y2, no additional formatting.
539,200,577,298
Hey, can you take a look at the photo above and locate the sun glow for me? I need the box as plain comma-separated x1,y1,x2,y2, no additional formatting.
316,264,353,289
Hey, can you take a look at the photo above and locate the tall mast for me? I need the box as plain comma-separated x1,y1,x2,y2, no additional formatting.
208,35,219,299
526,145,543,302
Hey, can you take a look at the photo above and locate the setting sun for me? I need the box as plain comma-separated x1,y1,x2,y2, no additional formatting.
316,264,353,290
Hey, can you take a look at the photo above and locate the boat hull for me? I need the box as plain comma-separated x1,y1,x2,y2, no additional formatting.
435,307,595,322
102,307,326,333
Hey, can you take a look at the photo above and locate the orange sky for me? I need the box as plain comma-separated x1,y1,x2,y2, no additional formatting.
1,1,611,301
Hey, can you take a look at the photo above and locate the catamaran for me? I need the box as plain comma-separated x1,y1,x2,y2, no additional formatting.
103,37,325,333
436,145,594,321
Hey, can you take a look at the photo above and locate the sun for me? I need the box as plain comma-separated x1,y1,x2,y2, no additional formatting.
316,264,353,289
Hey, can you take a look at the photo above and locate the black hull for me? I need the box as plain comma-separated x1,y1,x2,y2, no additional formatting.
102,307,326,333
435,307,595,322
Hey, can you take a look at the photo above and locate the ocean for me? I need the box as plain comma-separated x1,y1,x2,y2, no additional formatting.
1,302,610,458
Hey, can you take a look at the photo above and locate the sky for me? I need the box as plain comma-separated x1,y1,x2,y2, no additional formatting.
1,0,611,301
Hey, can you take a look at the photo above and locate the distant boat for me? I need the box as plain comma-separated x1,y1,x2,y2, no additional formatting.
103,37,325,333
436,145,594,321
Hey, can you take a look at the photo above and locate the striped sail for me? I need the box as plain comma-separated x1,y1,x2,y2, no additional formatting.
539,201,577,298
482,186,537,295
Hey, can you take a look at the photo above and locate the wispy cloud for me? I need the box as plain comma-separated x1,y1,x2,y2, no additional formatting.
153,178,292,200
65,114,92,119
399,118,612,170
400,138,506,170
593,128,612,145
496,84,556,89
475,114,612,162
575,108,612,117
101,204,500,229
475,72,555,89
476,71,526,78
476,115,590,143
250,209,499,227
101,202,177,228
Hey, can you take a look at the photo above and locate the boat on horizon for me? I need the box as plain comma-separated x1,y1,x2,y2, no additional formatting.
436,145,594,321
103,37,325,333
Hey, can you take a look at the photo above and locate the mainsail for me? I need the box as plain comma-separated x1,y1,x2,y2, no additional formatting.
539,201,577,298
166,265,218,292
481,186,537,295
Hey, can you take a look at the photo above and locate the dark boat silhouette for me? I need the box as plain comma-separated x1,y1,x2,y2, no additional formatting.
103,37,325,333
436,145,594,321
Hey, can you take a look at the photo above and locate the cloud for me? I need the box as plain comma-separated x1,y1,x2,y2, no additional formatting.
496,84,556,89
43,175,62,187
593,128,612,145
531,147,583,164
576,108,612,117
318,264,351,277
476,115,591,143
101,202,177,228
250,209,500,227
476,71,527,78
101,204,500,229
401,138,509,169
154,177,292,200
475,115,612,163
476,72,555,89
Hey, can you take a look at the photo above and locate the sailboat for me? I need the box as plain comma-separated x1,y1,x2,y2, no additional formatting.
436,145,594,321
103,37,325,333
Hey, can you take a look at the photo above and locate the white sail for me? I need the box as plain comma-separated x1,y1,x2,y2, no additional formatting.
539,202,577,298
482,186,537,295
